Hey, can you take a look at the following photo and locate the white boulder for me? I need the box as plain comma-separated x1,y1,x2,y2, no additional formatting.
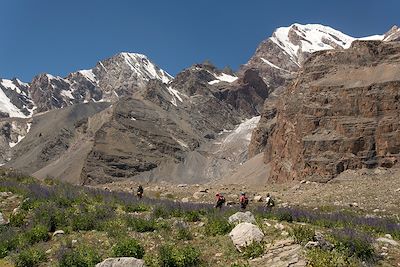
95,257,145,267
229,222,264,250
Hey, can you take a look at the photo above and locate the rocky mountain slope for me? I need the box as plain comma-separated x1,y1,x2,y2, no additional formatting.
4,61,269,184
263,40,400,182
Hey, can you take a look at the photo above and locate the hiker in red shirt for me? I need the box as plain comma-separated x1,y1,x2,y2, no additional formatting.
239,192,249,210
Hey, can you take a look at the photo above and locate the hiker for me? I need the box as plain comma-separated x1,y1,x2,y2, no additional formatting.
239,192,249,210
215,193,225,209
265,193,275,208
137,185,144,199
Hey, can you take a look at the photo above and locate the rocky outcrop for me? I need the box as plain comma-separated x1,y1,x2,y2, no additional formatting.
250,238,306,267
264,40,400,182
95,257,145,267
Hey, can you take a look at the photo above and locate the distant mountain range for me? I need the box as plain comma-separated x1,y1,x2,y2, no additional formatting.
1,23,399,185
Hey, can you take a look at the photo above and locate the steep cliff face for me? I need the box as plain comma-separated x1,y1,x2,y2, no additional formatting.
264,41,400,182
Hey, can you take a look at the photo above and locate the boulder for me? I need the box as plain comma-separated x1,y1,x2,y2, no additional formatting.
181,197,189,203
95,257,145,267
0,212,7,225
229,222,264,250
376,237,399,246
228,211,256,225
52,230,65,237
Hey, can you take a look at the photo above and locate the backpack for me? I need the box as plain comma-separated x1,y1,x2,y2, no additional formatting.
244,197,249,205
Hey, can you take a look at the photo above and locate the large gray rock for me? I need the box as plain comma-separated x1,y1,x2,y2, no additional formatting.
95,257,145,267
228,211,256,225
229,222,264,250
0,212,7,225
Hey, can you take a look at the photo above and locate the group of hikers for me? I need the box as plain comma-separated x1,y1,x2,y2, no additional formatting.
215,192,274,210
135,185,274,210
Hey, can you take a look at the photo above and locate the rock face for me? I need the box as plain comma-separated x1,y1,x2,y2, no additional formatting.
228,211,257,225
247,24,400,158
0,212,7,225
229,222,264,250
95,257,145,267
264,40,400,182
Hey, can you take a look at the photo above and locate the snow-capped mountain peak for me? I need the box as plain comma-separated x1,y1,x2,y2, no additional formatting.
270,23,356,66
119,52,173,84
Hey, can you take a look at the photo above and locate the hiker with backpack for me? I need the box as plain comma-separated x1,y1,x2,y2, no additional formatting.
265,193,275,208
137,185,144,199
215,193,225,209
239,192,249,210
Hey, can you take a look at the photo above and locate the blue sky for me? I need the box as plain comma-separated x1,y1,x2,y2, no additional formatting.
1,0,399,81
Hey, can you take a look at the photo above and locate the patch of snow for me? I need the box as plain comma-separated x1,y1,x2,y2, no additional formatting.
208,73,238,85
223,116,261,144
78,69,97,83
120,52,173,84
16,79,29,87
9,134,24,148
27,123,32,133
208,80,221,85
260,58,290,72
359,35,384,41
0,88,28,118
1,79,21,94
131,117,136,121
167,86,183,102
61,90,75,99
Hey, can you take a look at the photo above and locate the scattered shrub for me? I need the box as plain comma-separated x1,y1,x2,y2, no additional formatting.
112,238,145,259
276,211,293,223
242,242,264,259
292,225,315,245
123,203,149,213
9,212,26,227
71,212,95,231
205,215,232,236
126,216,157,233
24,224,49,245
152,206,171,219
176,227,192,241
101,219,127,238
58,246,101,267
15,248,47,267
0,227,19,258
159,244,201,267
183,211,201,222
332,228,375,261
306,248,359,267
